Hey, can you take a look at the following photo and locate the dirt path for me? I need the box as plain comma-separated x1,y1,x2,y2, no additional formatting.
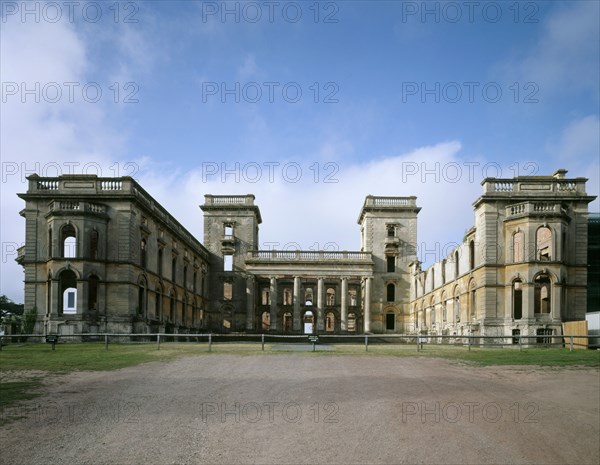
1,355,598,465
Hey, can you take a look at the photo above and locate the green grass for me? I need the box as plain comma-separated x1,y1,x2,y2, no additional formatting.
0,342,209,372
1,342,598,372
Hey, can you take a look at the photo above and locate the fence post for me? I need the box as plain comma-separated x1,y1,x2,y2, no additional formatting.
416,335,419,352
208,334,212,352
569,335,574,352
156,334,161,351
261,333,265,351
365,334,368,352
105,334,108,351
518,334,522,352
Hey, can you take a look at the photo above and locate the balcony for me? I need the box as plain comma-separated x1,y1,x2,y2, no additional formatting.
505,202,564,219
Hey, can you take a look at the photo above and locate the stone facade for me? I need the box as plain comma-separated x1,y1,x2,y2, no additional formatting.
17,170,596,339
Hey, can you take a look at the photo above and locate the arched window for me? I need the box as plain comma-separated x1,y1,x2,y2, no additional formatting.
171,257,177,283
348,288,357,306
534,274,551,314
326,288,335,306
283,288,293,306
60,269,77,314
138,279,146,317
441,292,447,321
454,251,460,278
537,227,552,260
262,287,270,305
88,275,99,311
387,283,395,302
157,248,163,276
182,295,187,325
441,259,446,284
325,312,335,332
305,288,313,305
261,311,270,331
513,231,524,263
454,290,460,322
469,240,475,270
513,279,523,319
169,291,175,322
430,304,436,326
283,312,293,333
61,224,77,258
469,281,476,320
183,265,188,289
193,271,197,294
155,283,162,320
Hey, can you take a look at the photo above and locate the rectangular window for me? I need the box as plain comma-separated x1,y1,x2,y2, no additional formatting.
224,282,232,300
225,225,233,236
386,313,395,330
224,255,233,272
387,256,395,272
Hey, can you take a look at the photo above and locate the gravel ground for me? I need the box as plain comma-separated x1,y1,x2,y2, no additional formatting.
1,355,598,465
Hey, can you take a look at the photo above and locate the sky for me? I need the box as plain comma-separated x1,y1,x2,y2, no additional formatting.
1,0,599,303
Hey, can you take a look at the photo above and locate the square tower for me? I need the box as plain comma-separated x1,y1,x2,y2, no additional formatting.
358,196,420,333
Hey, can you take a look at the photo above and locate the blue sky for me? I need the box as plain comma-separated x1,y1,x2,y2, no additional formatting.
1,0,599,303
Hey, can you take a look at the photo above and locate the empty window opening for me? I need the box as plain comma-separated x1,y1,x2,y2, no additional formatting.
88,275,99,311
513,231,524,262
283,288,293,306
387,283,395,302
513,280,523,319
283,312,293,333
387,256,395,272
305,288,314,305
534,275,551,314
59,269,77,315
140,239,147,268
512,329,521,344
224,255,233,272
348,289,357,306
537,227,552,261
61,224,77,258
326,288,335,306
386,313,395,330
261,311,270,331
261,288,270,305
223,282,233,300
325,312,335,332
469,240,475,270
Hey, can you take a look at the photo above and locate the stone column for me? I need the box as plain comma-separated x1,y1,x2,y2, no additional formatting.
341,277,348,332
269,277,278,332
293,276,301,331
551,282,561,322
364,277,372,333
317,277,324,332
523,282,534,321
246,275,255,331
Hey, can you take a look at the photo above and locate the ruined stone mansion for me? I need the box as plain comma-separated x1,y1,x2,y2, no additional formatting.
17,169,596,341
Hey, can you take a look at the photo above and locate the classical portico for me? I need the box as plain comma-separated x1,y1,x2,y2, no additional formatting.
245,250,373,334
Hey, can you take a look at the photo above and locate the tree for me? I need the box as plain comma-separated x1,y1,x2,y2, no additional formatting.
0,295,24,319
22,306,38,335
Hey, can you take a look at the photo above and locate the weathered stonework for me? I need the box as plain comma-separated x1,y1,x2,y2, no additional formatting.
17,169,595,341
